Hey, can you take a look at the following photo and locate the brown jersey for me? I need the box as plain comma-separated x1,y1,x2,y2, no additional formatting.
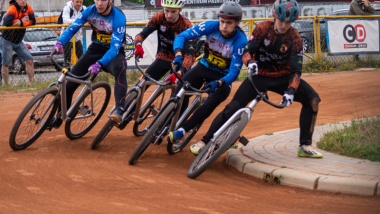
242,20,303,91
135,12,195,72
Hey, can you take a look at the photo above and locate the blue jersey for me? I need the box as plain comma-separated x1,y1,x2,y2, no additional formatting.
173,20,247,86
58,5,126,67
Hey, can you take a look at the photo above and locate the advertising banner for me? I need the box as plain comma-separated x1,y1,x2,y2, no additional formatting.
83,26,157,69
145,0,251,8
326,19,380,55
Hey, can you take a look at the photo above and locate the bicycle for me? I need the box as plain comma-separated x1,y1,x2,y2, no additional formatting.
90,57,176,149
128,65,211,165
187,67,288,179
9,51,111,151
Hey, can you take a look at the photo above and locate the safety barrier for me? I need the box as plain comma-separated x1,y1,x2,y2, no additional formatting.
1,15,379,86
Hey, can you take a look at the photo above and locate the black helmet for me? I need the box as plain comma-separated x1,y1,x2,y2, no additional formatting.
217,2,242,21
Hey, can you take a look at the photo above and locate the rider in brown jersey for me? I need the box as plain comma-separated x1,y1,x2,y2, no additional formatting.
193,0,323,158
134,0,194,83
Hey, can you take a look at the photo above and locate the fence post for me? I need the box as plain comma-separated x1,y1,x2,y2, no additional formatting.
72,35,76,65
316,17,322,59
249,19,254,36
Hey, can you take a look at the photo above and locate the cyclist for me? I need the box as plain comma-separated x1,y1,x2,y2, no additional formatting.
49,0,128,127
134,0,194,89
167,2,248,153
192,0,323,158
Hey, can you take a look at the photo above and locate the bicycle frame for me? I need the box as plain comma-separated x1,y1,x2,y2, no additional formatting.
45,52,96,123
57,74,94,122
209,95,261,144
106,75,171,125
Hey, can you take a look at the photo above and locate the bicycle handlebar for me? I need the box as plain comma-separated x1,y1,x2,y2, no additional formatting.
171,65,212,94
247,67,287,108
135,55,172,86
50,51,91,80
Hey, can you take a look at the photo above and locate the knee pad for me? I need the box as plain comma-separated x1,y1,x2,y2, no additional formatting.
310,96,320,112
221,101,241,120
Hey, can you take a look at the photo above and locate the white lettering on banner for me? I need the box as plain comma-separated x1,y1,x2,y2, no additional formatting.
327,20,379,54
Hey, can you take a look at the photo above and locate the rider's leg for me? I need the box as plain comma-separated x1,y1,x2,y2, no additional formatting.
181,84,231,132
173,63,220,117
270,78,322,157
201,77,260,144
104,53,128,123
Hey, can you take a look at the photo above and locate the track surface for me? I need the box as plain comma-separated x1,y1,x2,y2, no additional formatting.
1,70,380,213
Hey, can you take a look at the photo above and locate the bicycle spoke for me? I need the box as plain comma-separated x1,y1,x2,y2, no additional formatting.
69,87,106,135
193,117,241,170
15,93,55,145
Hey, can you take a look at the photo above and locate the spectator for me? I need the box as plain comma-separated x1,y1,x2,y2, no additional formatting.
61,0,86,66
349,0,375,15
1,0,35,85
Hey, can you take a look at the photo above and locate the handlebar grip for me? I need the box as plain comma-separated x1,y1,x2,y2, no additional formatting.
172,64,179,73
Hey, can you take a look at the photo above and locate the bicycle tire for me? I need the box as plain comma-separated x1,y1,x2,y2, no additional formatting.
9,87,59,151
187,112,249,179
132,85,175,137
166,97,202,155
65,81,111,140
129,102,176,165
90,91,138,149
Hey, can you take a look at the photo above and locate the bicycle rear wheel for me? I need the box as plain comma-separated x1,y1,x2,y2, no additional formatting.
91,91,138,149
132,85,175,136
129,102,176,165
167,97,205,154
65,81,111,140
9,87,59,151
187,112,249,179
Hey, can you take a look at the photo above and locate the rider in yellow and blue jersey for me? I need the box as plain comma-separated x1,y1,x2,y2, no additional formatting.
49,0,128,128
167,2,247,153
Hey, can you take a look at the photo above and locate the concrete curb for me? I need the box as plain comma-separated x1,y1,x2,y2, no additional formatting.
226,148,380,196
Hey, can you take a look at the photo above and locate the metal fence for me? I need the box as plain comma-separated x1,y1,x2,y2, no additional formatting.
1,15,379,86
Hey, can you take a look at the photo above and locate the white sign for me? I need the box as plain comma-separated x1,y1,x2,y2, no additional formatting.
327,20,379,54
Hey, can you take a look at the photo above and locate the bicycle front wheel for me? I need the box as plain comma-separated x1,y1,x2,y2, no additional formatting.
187,112,249,179
91,91,138,149
65,81,111,140
9,87,59,151
132,85,175,136
129,102,176,165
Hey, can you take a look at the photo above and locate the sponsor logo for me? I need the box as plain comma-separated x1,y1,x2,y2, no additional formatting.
124,34,135,60
210,37,216,43
238,48,244,55
100,21,104,26
117,26,125,34
344,44,367,49
343,24,366,43
91,19,96,24
160,25,166,32
219,42,223,48
280,44,288,53
264,38,270,46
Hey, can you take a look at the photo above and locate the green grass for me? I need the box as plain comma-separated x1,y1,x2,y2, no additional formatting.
317,116,380,161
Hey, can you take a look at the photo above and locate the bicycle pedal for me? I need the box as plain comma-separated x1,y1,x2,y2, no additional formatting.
239,136,249,146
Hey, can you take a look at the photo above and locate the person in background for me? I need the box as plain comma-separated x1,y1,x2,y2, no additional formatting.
349,0,375,15
61,0,86,66
349,0,375,61
1,0,36,85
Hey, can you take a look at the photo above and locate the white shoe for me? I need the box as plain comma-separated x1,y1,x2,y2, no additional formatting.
190,141,205,156
297,145,323,158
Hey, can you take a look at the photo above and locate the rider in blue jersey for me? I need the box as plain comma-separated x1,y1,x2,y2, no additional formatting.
167,2,248,154
49,0,128,128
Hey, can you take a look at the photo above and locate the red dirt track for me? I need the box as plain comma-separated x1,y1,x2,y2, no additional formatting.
1,70,380,213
